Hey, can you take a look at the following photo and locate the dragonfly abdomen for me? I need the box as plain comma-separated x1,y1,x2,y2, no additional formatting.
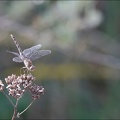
10,34,23,56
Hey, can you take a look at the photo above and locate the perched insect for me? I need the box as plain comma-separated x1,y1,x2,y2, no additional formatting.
7,34,51,71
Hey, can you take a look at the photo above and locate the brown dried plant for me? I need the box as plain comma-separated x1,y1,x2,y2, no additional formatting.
0,72,44,120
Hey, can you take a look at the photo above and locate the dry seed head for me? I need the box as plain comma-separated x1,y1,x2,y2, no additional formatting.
5,74,35,98
21,74,35,88
5,74,43,99
29,84,44,100
0,80,4,92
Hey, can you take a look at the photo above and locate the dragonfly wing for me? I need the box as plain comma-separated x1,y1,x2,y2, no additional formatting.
23,44,42,57
30,50,51,61
13,57,23,62
6,50,19,56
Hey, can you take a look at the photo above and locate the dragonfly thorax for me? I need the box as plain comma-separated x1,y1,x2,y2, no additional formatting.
23,58,35,71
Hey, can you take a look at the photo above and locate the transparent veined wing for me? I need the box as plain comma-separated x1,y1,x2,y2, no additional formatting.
30,50,51,61
13,57,23,62
23,44,42,57
6,50,19,56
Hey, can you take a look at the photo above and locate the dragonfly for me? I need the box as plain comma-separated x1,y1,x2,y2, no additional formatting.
7,34,51,71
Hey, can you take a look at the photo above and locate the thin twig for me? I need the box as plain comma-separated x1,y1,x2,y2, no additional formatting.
12,98,19,120
3,90,14,107
18,99,35,116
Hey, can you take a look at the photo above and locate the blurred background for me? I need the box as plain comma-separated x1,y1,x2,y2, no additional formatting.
0,0,120,119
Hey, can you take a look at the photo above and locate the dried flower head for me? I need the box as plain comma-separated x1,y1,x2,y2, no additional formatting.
29,84,44,100
5,74,35,98
0,80,4,92
5,74,24,98
21,74,35,89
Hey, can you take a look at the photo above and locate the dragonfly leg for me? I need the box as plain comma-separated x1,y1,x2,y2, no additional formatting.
24,68,30,75
25,69,31,75
20,67,31,75
20,67,27,75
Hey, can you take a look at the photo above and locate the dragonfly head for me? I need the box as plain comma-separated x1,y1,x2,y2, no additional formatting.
29,65,35,71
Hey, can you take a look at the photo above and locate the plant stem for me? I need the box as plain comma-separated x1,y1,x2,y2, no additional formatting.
12,98,19,120
18,99,35,116
3,90,14,107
